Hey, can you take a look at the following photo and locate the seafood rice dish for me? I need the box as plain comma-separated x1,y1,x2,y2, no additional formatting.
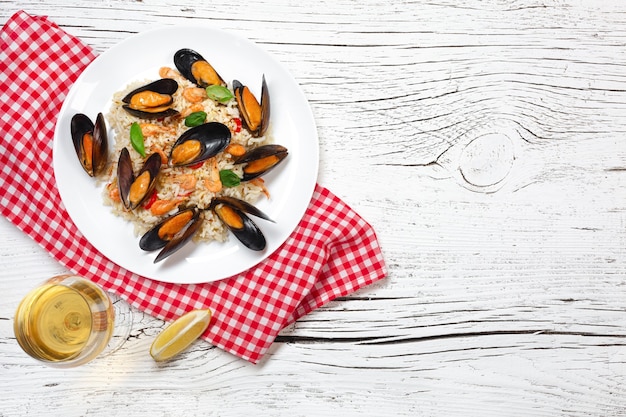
69,48,288,262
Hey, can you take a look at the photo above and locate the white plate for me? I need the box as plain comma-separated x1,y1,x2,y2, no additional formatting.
53,25,319,284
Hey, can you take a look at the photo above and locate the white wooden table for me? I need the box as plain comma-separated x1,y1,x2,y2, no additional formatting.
1,1,625,416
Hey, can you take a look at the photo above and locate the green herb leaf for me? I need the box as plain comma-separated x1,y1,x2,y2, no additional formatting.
185,111,207,127
219,169,240,188
206,85,234,104
130,122,146,157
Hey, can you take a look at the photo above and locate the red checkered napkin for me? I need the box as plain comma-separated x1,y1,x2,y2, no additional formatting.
0,11,387,363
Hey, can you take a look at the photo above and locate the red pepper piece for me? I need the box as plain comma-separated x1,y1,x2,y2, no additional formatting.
232,117,242,133
143,191,158,209
189,161,205,170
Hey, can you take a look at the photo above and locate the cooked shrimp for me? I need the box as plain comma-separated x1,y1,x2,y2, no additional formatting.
107,183,121,202
150,198,184,216
151,147,169,165
251,177,270,199
159,66,179,79
182,87,207,103
202,158,222,193
180,103,205,118
140,123,176,137
174,174,197,193
224,143,246,157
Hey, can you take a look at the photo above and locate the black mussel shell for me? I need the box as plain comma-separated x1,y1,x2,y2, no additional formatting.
122,107,179,120
210,196,274,222
212,204,265,251
121,78,179,119
122,78,178,102
232,75,270,137
209,197,274,251
139,207,202,263
92,113,109,175
71,112,109,177
234,144,288,182
169,122,231,167
174,48,224,88
117,148,162,210
116,147,133,209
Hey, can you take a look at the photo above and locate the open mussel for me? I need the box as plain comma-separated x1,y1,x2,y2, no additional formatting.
235,144,288,182
209,196,274,251
139,206,202,263
122,78,179,119
233,76,270,137
174,48,225,88
71,112,108,177
169,122,231,167
117,147,162,210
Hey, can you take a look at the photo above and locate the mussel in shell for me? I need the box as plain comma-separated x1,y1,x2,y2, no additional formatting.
169,122,231,167
139,207,203,263
122,78,180,119
71,112,109,177
209,196,274,251
117,147,162,210
235,144,288,182
174,48,225,88
233,76,270,137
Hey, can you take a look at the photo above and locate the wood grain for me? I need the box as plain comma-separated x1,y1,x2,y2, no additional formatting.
1,0,625,416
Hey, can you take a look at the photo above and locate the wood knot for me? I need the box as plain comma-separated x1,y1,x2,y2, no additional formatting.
457,133,515,192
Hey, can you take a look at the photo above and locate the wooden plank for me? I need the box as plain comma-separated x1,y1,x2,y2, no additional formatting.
0,0,625,415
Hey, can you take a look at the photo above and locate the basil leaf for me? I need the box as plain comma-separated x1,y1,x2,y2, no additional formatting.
185,111,207,127
206,85,234,104
130,122,146,157
219,169,240,188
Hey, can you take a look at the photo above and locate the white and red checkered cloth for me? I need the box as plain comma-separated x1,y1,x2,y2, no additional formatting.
0,11,387,364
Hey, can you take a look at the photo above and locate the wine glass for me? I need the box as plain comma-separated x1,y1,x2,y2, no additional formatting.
13,274,132,368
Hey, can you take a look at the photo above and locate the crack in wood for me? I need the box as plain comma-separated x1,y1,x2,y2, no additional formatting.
276,330,626,345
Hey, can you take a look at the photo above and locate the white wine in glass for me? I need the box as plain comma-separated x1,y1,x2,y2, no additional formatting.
14,274,130,367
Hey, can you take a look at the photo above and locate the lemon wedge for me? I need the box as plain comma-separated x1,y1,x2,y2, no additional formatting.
150,309,212,362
